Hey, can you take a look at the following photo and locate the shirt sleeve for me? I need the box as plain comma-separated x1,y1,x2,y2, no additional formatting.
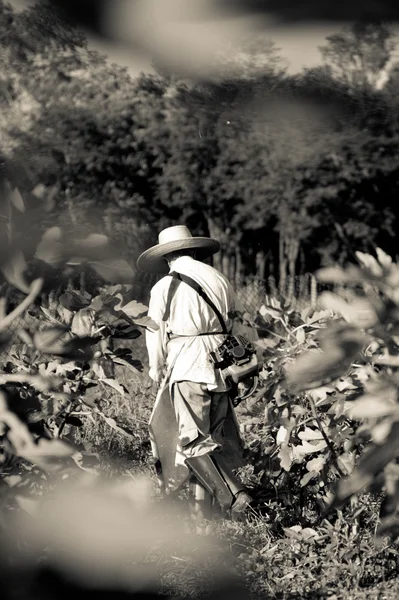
145,281,168,381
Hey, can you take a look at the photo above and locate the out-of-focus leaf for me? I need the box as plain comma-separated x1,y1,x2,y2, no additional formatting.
20,438,77,473
332,421,399,507
337,452,355,476
373,355,399,367
34,334,100,359
319,292,378,329
72,234,118,261
35,227,65,267
316,266,357,284
286,324,365,392
296,328,306,344
347,393,399,420
8,186,26,213
376,247,393,270
370,420,393,444
59,291,91,312
17,329,34,345
276,425,288,445
33,326,69,352
89,259,134,283
0,250,31,293
356,251,383,277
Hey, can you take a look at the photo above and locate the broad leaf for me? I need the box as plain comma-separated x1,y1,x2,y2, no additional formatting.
71,309,94,336
278,445,293,472
130,315,159,331
298,427,324,441
59,291,91,312
111,356,143,373
95,409,136,438
112,324,141,339
116,299,148,318
306,455,327,473
300,471,319,487
100,378,127,396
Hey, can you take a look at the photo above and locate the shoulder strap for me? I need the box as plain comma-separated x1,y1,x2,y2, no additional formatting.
162,273,182,322
163,271,228,334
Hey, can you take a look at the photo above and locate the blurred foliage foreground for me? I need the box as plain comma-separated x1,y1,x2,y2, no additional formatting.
3,181,399,598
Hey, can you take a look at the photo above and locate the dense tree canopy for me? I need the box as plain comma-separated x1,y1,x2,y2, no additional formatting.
1,1,399,288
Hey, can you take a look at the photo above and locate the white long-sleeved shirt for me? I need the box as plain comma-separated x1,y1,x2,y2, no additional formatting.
145,256,257,391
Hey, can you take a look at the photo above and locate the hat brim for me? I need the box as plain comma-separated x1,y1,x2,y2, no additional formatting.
136,238,220,274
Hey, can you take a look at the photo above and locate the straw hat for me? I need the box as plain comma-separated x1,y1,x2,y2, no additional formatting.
136,225,220,274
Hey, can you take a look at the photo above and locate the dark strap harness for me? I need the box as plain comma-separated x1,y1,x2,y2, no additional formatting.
162,271,229,337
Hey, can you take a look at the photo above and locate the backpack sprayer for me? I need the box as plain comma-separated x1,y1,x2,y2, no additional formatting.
210,335,259,406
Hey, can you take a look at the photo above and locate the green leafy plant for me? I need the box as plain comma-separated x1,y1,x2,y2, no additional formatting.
0,178,157,486
235,247,399,539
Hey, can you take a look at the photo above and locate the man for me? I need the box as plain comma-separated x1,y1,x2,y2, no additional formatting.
137,225,256,518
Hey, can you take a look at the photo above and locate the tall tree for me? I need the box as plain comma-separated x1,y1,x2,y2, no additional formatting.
319,21,397,90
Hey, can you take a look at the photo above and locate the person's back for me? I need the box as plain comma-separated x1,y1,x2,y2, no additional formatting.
137,226,254,518
146,254,254,390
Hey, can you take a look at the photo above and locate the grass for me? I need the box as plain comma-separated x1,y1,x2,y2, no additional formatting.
67,366,399,600
2,312,399,599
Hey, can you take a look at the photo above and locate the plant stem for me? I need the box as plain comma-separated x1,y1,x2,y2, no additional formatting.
0,278,43,333
308,396,346,478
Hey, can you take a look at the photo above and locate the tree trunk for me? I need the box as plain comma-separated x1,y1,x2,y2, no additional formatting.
206,216,224,272
235,246,243,287
256,250,266,280
279,233,287,294
228,252,236,283
222,253,230,279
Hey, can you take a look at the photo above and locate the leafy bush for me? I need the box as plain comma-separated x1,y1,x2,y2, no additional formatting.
234,247,399,540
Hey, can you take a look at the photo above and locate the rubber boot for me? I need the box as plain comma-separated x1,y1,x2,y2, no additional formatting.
185,455,235,510
188,475,213,533
188,475,213,519
212,453,253,515
185,454,252,516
